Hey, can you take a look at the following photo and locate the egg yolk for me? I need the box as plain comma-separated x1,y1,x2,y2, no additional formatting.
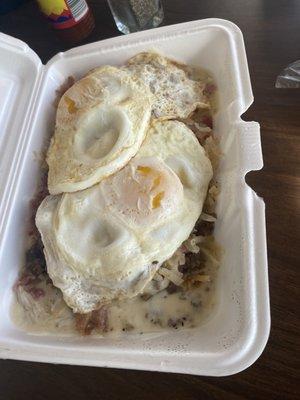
152,191,165,209
65,96,78,114
151,176,161,191
137,165,165,209
137,166,152,174
101,157,184,226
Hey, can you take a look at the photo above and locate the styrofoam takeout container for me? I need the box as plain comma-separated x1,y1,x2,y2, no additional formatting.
0,19,270,376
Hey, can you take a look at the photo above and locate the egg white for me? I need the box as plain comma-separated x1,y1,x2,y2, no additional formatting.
36,121,213,313
126,52,209,120
47,66,153,195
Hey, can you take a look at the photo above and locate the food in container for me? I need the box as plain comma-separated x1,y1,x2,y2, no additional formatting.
0,19,269,376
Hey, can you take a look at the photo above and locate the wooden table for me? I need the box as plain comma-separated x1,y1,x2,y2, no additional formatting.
0,1,299,398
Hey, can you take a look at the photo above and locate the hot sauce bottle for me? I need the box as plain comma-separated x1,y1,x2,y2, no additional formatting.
36,0,95,44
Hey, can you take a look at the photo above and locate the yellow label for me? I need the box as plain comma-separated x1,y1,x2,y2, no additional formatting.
37,0,68,17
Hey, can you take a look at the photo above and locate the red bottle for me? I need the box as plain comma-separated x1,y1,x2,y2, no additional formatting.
37,0,95,44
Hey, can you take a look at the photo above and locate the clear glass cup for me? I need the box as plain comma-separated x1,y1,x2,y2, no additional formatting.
107,0,164,34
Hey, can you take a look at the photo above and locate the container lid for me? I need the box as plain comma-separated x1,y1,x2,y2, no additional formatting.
0,33,42,233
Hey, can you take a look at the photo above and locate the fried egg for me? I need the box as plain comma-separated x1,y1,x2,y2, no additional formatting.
47,66,153,195
126,52,209,120
36,121,213,313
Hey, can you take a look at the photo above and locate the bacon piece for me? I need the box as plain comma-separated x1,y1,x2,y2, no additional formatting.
75,306,109,335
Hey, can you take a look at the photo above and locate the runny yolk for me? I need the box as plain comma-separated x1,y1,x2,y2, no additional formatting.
65,96,78,114
152,191,164,209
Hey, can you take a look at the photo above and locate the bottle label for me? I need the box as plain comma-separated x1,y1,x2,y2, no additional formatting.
37,0,89,29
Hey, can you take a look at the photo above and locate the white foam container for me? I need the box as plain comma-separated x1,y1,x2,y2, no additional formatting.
0,19,270,376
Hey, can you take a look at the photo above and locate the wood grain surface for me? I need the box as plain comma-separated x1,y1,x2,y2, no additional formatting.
0,0,299,399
